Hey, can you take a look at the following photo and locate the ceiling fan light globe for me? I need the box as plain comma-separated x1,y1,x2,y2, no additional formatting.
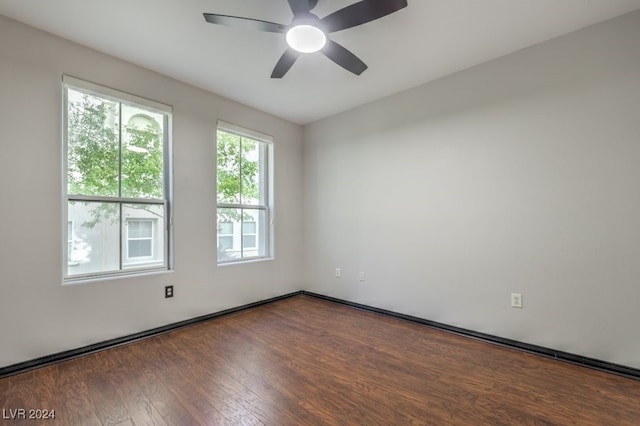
286,25,326,53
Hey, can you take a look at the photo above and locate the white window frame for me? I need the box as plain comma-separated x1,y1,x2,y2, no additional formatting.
63,75,173,282
216,121,274,264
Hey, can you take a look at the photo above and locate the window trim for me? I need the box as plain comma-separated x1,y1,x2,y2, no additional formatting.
216,121,274,264
62,75,173,282
63,76,171,115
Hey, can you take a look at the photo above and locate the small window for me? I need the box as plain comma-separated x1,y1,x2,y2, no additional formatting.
242,221,257,249
216,122,272,263
63,76,172,281
126,219,154,260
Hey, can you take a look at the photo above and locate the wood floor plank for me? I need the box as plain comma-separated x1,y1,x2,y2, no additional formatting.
135,335,231,425
98,345,167,426
50,358,102,425
83,352,134,426
183,323,325,425
1,295,639,425
159,335,269,425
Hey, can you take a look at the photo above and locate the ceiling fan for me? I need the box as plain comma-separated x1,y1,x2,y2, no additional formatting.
203,0,408,78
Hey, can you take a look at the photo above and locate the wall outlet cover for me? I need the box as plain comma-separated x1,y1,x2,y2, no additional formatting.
165,285,174,298
511,293,522,308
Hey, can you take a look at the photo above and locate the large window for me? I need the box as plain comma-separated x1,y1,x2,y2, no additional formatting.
217,122,272,263
64,76,171,280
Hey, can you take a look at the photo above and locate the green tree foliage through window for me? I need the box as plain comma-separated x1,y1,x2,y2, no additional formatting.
216,130,259,205
216,128,269,262
67,90,165,228
123,125,164,199
64,80,170,279
67,92,119,197
67,91,164,201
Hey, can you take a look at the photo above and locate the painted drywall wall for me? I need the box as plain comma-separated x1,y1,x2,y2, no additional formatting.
0,15,304,368
303,11,640,369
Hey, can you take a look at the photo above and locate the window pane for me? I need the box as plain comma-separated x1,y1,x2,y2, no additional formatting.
241,209,266,258
217,208,239,261
242,235,256,248
240,138,264,205
128,220,141,238
219,222,233,234
67,201,120,276
243,221,256,234
242,220,257,249
129,240,152,258
219,236,233,250
121,105,164,199
123,205,164,267
67,89,120,197
128,219,153,238
216,208,265,260
216,131,241,204
140,220,153,237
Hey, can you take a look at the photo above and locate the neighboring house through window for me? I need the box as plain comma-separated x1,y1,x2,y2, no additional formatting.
217,222,234,251
216,122,273,263
242,221,257,249
63,75,172,280
126,219,154,261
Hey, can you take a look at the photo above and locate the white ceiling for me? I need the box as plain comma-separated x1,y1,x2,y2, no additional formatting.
1,0,639,124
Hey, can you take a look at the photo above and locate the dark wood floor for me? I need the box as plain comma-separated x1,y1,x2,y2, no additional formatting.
1,296,639,425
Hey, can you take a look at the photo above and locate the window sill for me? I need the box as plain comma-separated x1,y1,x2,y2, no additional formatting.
63,268,173,286
217,257,274,267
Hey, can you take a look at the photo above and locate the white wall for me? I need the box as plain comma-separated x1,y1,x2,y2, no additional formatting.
303,11,640,369
0,15,304,368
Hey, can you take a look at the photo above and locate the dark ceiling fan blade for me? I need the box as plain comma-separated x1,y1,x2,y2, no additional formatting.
321,40,368,75
309,0,319,10
321,0,408,33
271,48,300,78
288,0,311,16
203,13,287,33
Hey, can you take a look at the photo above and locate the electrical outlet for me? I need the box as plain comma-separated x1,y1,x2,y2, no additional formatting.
165,285,174,298
335,268,341,278
511,293,522,308
359,272,365,281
